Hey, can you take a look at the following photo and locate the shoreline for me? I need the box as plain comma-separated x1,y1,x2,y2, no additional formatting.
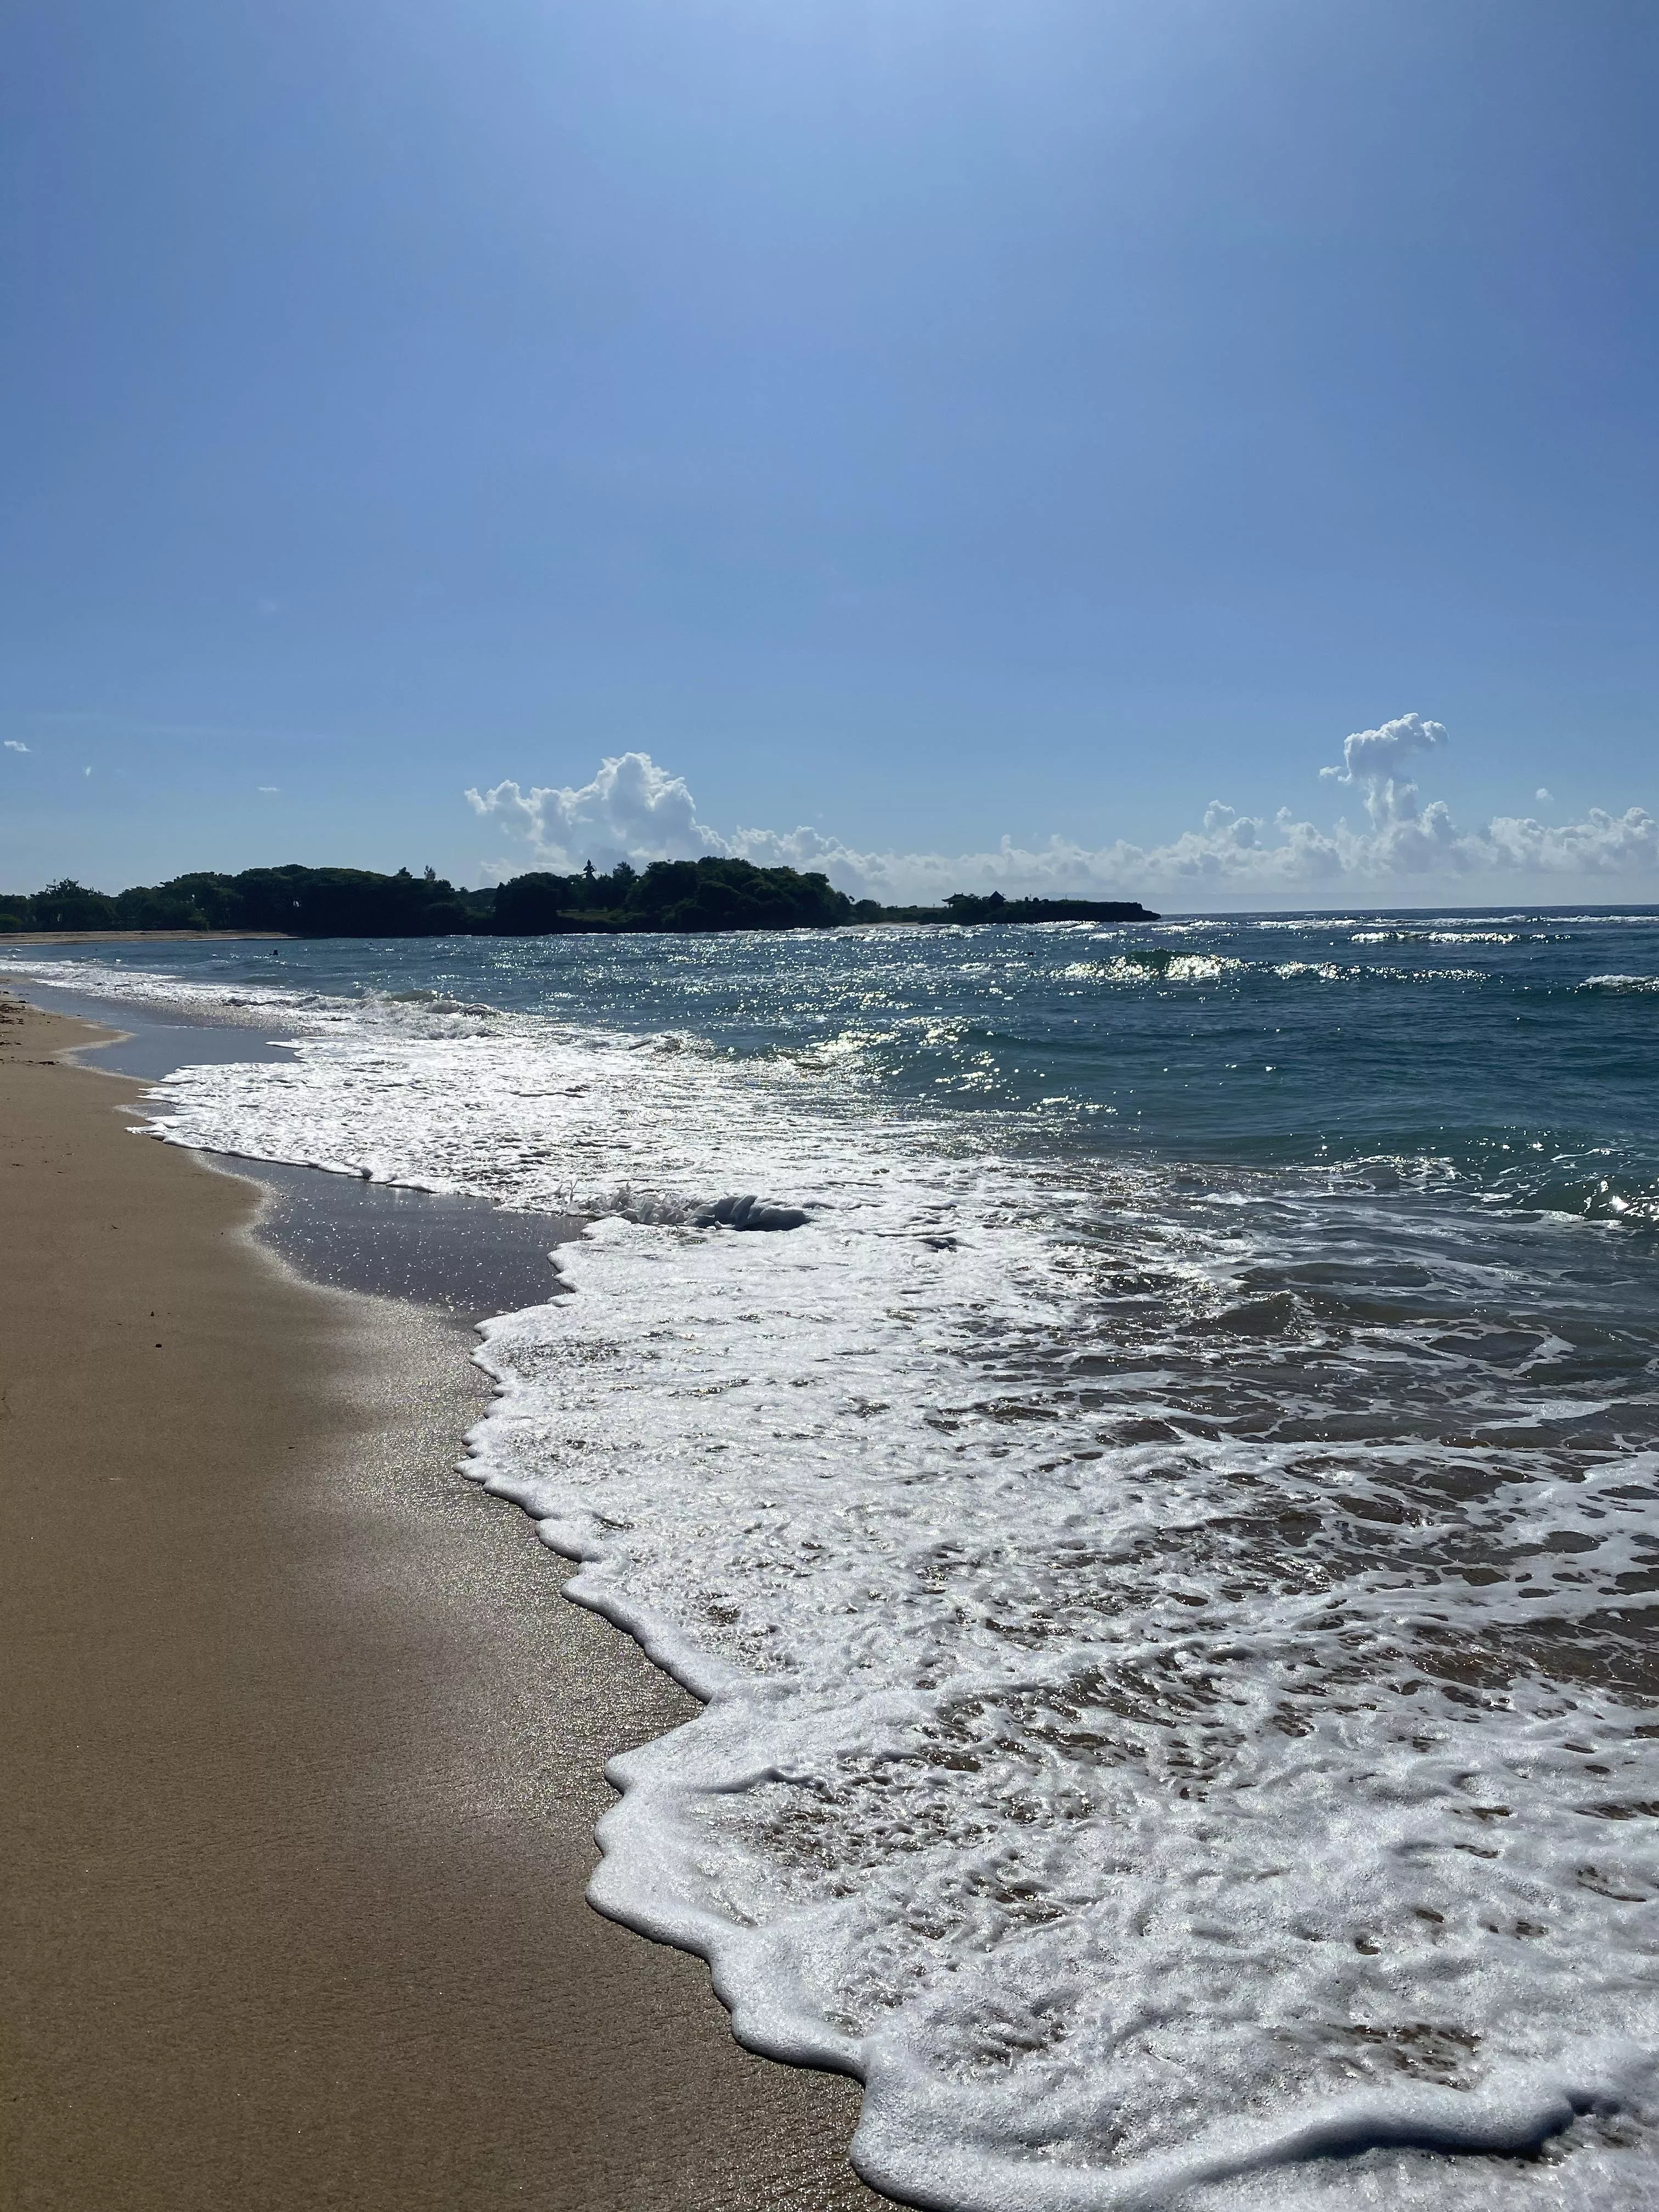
0,927,295,943
0,995,884,2211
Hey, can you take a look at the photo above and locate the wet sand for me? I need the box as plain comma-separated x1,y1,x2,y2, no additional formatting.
0,994,885,2211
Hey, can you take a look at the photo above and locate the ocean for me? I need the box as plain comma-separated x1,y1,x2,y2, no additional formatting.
8,906,1659,2210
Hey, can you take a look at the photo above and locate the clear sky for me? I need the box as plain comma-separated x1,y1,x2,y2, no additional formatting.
3,0,1656,906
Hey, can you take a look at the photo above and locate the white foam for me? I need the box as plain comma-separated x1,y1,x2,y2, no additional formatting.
24,956,1659,2207
1054,956,1488,989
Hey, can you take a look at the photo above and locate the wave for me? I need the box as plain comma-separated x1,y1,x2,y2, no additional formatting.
1056,952,1488,986
1349,929,1538,946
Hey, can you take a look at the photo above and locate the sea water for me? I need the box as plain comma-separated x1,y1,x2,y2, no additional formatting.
9,909,1659,2209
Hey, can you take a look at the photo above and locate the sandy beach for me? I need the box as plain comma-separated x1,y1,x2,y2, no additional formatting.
0,929,294,943
0,995,884,2212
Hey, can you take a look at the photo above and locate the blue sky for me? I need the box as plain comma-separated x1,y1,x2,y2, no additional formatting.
3,0,1656,904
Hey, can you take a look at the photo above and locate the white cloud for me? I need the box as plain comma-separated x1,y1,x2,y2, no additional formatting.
467,752,724,872
258,785,280,794
4,739,28,753
467,724,1656,910
1317,710,1448,832
1536,787,1553,803
1321,709,1448,788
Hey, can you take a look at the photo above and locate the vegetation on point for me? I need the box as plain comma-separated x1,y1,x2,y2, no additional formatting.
1,860,1155,937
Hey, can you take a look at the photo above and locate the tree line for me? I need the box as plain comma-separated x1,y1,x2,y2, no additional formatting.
1,857,1155,936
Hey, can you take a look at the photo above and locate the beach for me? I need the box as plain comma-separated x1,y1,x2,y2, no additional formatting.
0,994,882,2212
5,912,1656,2212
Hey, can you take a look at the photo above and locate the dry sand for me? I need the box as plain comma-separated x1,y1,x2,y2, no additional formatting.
0,995,888,2212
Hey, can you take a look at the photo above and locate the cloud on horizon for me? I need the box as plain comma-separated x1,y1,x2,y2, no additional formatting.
467,717,1657,908
469,752,719,872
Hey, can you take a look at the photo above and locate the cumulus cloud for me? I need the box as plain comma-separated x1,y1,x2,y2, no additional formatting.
4,739,28,752
1322,710,1448,789
467,752,725,871
467,723,1655,910
1536,787,1553,803
1317,710,1449,832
